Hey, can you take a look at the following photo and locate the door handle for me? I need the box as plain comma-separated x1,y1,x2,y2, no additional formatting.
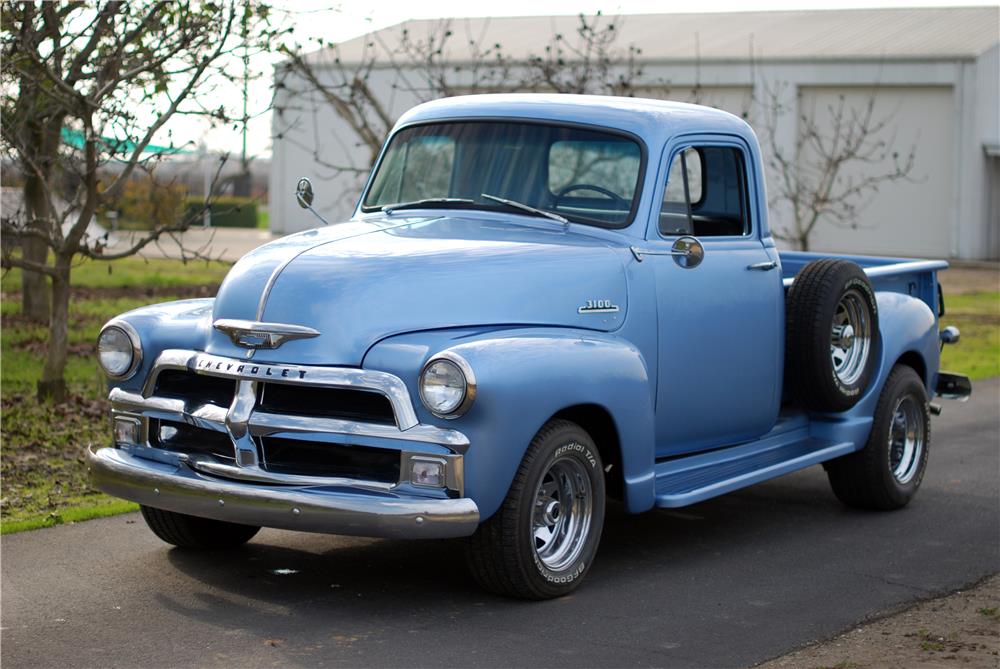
747,260,778,271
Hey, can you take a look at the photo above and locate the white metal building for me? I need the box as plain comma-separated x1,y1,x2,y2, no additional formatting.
270,7,1000,260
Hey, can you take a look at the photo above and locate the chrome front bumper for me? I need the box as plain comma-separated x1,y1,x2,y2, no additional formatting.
88,446,480,539
95,349,480,539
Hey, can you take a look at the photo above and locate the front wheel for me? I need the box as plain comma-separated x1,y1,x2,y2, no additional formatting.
825,365,931,510
140,505,260,549
466,420,606,599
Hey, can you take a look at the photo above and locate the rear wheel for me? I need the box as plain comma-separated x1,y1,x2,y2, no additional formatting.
466,420,605,599
140,506,260,549
825,365,930,510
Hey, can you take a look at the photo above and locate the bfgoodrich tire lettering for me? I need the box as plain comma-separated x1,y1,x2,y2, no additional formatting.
466,419,606,600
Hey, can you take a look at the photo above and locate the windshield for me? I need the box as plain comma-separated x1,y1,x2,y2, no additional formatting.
362,121,644,228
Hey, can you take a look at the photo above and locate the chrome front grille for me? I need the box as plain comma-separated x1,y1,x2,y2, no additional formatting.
257,382,396,425
258,436,400,481
154,370,236,407
150,368,398,427
109,350,469,494
151,418,235,464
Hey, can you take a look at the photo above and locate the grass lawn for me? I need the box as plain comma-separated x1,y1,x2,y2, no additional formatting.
1,257,231,534
0,260,995,535
939,291,1000,380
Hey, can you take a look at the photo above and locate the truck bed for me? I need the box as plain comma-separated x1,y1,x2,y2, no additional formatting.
780,251,949,314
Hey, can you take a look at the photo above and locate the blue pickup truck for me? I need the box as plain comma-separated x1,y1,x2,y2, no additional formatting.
89,94,971,599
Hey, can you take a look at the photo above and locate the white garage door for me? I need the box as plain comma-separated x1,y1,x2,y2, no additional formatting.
795,86,954,259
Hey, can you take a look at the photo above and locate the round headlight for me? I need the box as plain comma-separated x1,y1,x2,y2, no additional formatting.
419,354,475,419
97,324,140,379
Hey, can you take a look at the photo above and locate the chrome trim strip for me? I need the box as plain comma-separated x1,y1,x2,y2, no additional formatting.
88,447,479,539
144,349,421,430
187,458,396,491
863,260,950,278
248,412,470,450
110,388,470,451
227,380,259,467
110,389,230,431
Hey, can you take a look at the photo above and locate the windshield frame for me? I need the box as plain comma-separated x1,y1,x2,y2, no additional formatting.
358,117,649,230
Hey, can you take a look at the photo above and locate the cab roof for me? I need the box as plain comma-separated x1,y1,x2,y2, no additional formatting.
393,93,756,150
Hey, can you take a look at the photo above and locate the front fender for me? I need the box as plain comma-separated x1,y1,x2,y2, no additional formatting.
364,327,657,520
103,298,215,393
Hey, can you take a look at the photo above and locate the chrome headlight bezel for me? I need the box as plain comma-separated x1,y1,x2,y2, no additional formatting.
418,352,476,419
97,320,142,380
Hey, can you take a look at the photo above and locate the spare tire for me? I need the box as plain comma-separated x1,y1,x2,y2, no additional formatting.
785,259,879,412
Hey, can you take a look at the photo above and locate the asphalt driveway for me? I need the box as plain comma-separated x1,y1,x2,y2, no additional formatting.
3,379,997,668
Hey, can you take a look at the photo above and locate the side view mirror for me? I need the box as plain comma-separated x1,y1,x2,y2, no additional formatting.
295,177,314,208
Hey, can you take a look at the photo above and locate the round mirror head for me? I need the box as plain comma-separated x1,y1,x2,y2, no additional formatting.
672,235,704,269
295,177,314,208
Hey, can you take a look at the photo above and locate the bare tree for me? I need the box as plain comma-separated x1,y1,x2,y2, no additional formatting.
277,14,917,253
0,1,284,402
274,12,643,186
523,12,644,96
756,80,917,251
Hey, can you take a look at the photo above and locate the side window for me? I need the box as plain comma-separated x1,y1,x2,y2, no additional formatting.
661,148,702,234
659,145,750,237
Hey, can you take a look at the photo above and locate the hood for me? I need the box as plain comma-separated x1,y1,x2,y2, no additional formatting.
207,215,628,365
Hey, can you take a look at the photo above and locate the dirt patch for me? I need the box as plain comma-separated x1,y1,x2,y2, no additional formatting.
758,575,1000,669
0,392,110,520
938,266,1000,295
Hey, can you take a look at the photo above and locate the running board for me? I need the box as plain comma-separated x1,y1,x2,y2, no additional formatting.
654,432,855,508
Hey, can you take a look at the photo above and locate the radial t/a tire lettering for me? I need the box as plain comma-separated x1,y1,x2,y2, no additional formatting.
465,419,606,600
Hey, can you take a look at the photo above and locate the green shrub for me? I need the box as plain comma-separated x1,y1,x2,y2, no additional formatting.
183,196,258,228
100,178,187,230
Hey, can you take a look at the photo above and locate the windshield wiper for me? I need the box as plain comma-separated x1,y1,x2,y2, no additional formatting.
381,198,474,214
481,193,569,226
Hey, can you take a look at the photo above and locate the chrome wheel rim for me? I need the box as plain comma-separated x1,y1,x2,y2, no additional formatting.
532,454,593,571
888,395,925,484
830,289,872,386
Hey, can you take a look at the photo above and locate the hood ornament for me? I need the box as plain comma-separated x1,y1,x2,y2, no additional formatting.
214,319,321,350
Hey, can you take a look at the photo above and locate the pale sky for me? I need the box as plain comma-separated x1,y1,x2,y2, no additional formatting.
183,0,999,158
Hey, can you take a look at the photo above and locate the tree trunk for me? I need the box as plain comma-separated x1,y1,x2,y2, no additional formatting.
21,177,51,320
231,169,252,197
37,255,71,403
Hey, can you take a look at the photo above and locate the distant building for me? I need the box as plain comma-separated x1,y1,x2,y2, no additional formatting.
271,7,1000,260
